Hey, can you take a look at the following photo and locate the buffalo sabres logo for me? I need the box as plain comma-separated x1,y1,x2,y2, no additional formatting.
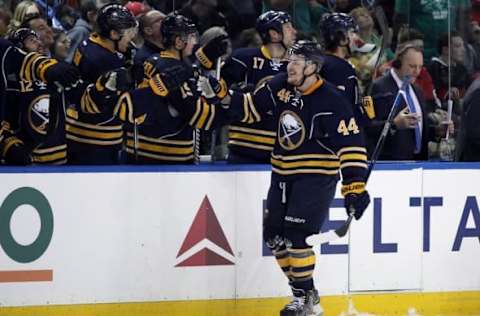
270,59,283,71
28,94,50,135
278,110,305,150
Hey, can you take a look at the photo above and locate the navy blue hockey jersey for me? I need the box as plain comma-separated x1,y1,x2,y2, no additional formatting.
230,73,368,183
222,45,287,163
66,33,131,163
116,51,229,164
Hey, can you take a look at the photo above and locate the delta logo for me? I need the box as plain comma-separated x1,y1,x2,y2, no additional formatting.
175,195,234,267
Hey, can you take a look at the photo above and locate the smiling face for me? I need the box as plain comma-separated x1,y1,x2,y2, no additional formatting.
287,54,306,86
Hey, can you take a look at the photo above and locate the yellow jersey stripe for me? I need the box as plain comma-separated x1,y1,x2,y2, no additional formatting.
126,148,194,161
228,140,273,151
195,101,210,129
229,125,276,136
339,153,367,162
126,140,193,155
126,133,193,145
66,125,123,139
65,117,122,131
271,153,338,161
337,146,367,156
229,132,275,145
271,159,340,169
272,167,339,176
66,134,123,146
33,144,67,154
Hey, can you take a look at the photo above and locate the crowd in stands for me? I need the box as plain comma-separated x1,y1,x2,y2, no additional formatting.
1,0,480,165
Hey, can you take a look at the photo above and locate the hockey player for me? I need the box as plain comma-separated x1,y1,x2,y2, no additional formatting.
5,28,67,165
118,13,229,164
0,35,80,165
66,3,138,164
208,40,371,316
221,10,297,163
319,12,375,124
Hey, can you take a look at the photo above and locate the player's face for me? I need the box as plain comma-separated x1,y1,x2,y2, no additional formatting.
282,22,297,48
118,26,138,52
23,35,42,53
287,54,307,86
399,49,423,83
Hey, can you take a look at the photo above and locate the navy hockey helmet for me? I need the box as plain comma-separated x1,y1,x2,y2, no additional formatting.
256,10,292,43
288,40,324,68
319,12,358,47
8,28,39,49
161,13,197,47
97,3,138,38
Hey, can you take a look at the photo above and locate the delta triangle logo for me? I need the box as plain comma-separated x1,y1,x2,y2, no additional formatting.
175,195,234,267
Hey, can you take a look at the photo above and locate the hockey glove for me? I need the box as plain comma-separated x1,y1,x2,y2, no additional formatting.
149,65,191,97
97,68,133,93
123,42,137,67
361,96,376,119
43,61,81,89
342,182,370,220
195,34,229,69
197,75,228,103
1,136,31,165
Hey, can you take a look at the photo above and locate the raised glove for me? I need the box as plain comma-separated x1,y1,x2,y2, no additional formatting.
43,61,81,89
342,182,370,220
195,34,229,69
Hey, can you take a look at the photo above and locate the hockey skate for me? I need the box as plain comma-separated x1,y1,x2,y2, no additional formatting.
305,289,323,316
280,288,308,316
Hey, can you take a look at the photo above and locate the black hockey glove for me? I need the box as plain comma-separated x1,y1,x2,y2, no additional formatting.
342,182,370,220
149,65,191,97
1,136,31,165
195,34,229,69
123,42,137,67
44,61,81,89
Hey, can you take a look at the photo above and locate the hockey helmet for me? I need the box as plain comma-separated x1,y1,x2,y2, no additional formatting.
319,12,358,47
256,10,292,43
161,13,197,47
288,40,324,68
8,28,39,49
97,3,138,39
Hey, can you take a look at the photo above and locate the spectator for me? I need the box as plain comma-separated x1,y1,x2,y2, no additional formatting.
7,0,39,35
21,13,55,56
428,32,471,104
54,4,78,31
349,6,391,92
234,27,262,48
179,0,228,35
366,44,432,160
65,0,96,63
133,9,165,84
125,1,150,17
52,30,71,61
262,0,328,35
456,77,480,161
375,28,439,109
0,8,12,37
394,0,472,60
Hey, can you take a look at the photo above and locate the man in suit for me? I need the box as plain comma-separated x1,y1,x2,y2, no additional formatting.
366,43,431,160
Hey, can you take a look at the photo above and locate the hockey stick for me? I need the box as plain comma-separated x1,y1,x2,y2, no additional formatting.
307,77,411,245
209,58,222,162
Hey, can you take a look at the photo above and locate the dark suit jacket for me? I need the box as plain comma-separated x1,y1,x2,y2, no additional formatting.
366,72,430,160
